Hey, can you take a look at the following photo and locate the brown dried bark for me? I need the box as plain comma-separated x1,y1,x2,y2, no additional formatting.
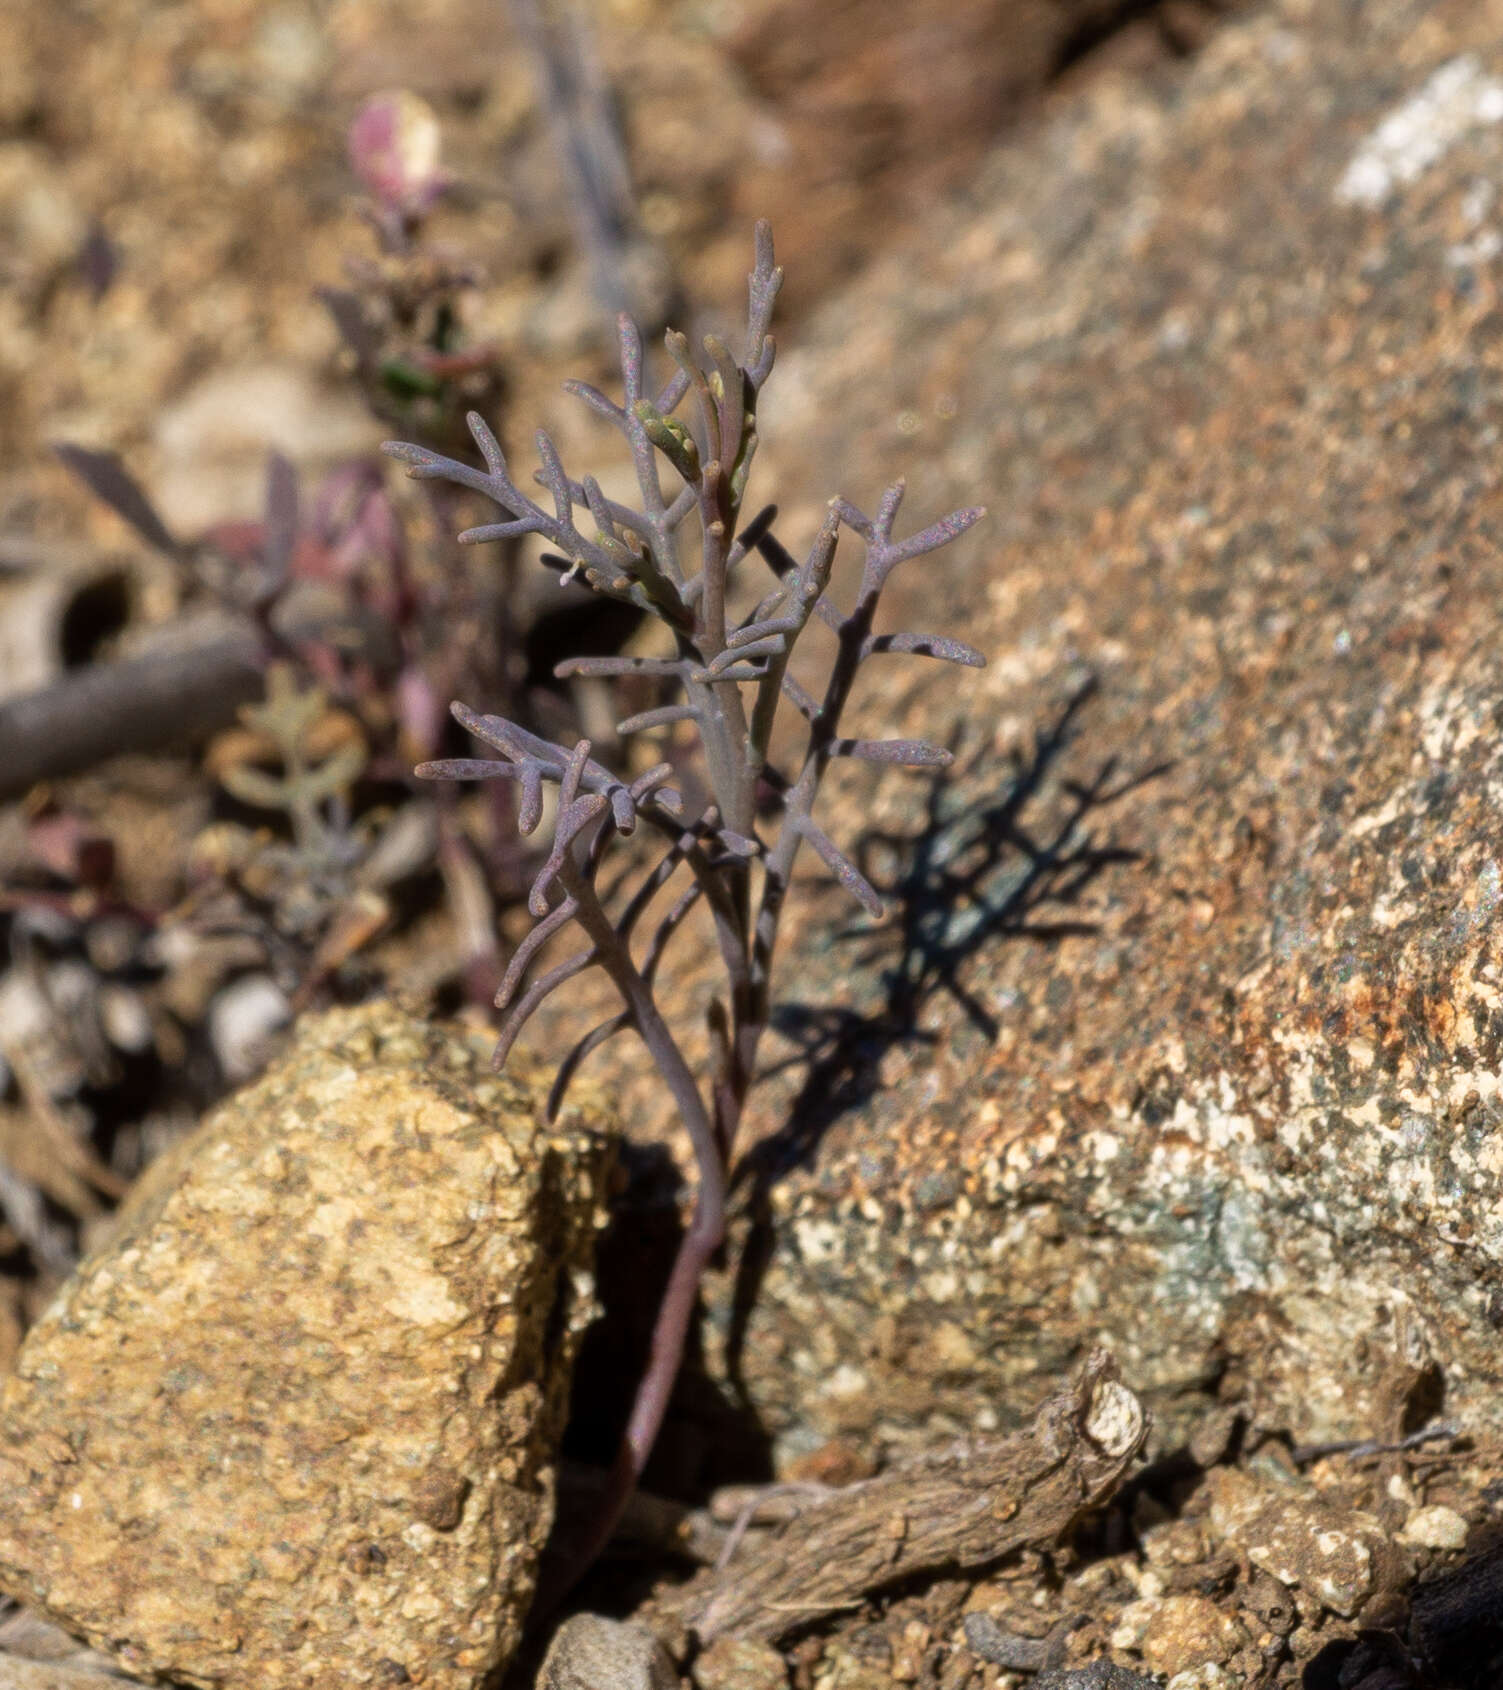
666,1351,1148,1643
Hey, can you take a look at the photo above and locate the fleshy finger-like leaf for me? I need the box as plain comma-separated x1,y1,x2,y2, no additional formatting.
706,636,785,674
829,738,952,767
862,632,986,667
793,815,884,916
414,757,517,781
546,1011,630,1119
529,791,609,916
493,950,597,1069
616,704,700,736
497,896,580,1010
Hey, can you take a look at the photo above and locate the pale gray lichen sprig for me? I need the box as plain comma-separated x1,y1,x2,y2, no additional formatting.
381,221,986,1584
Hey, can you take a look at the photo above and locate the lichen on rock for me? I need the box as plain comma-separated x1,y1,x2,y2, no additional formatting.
0,1001,613,1690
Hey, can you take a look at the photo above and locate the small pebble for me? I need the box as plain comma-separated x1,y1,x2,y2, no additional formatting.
208,973,290,1081
1399,1504,1468,1550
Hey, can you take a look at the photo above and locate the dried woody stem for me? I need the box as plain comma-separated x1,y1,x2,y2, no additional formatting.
384,222,986,1584
663,1351,1149,1643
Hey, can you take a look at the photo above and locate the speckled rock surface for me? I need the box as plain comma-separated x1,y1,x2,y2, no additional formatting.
549,0,1503,1466
0,1002,612,1690
943,1420,1492,1683
537,1614,679,1690
1204,1468,1403,1622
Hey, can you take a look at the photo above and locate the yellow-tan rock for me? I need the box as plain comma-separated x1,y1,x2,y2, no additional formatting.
0,1002,612,1690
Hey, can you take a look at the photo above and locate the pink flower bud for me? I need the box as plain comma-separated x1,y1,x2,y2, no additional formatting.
348,91,448,220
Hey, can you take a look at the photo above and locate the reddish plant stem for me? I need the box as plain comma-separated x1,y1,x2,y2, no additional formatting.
564,1181,727,1585
547,854,735,1590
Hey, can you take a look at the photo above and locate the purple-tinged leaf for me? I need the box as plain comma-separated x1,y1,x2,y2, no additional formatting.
555,654,689,680
564,379,625,424
382,441,499,500
559,738,592,809
746,220,782,386
382,440,438,469
655,367,691,416
747,336,776,389
451,701,530,757
493,950,596,1069
829,497,871,539
863,632,986,667
880,505,986,569
616,704,699,736
830,738,952,766
497,897,579,1009
796,509,841,602
582,478,633,557
694,662,767,682
872,480,906,544
547,1012,630,1119
53,444,181,558
459,517,542,545
548,789,608,852
794,816,884,916
629,761,673,795
317,288,379,365
707,636,784,674
608,784,637,832
619,312,645,405
529,792,609,915
414,757,520,782
535,430,573,524
467,410,507,478
665,482,697,528
552,473,657,540
518,769,544,835
498,717,578,763
262,452,299,587
744,584,790,626
702,333,745,454
727,615,800,650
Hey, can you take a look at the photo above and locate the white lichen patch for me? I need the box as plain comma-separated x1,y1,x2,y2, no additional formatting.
1336,55,1503,208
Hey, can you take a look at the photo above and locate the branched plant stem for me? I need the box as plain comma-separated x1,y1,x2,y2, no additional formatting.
384,222,985,1585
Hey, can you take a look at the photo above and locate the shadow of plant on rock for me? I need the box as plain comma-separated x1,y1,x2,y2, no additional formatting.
549,678,1168,1569
718,677,1169,1401
738,675,1165,1189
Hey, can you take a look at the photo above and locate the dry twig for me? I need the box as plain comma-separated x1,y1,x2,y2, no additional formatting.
661,1351,1148,1643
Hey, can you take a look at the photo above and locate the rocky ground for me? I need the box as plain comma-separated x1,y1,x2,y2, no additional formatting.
3,0,1503,1686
